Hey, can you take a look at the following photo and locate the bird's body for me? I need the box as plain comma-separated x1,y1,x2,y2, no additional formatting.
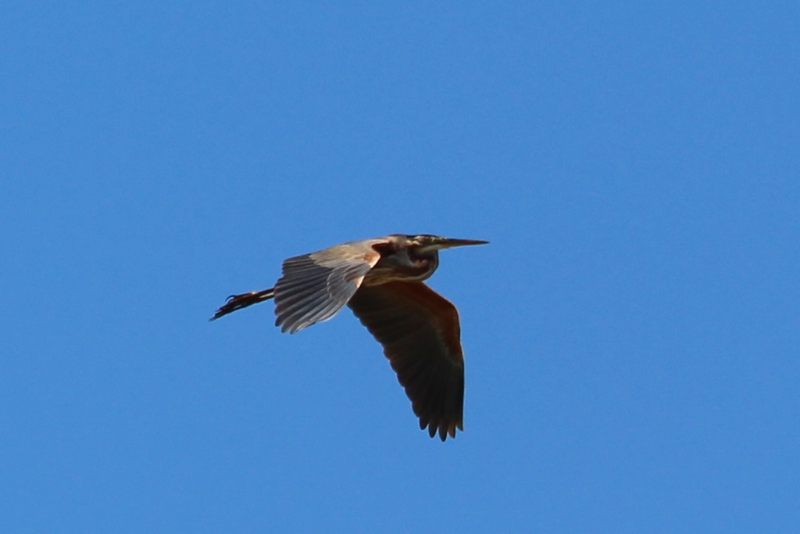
212,234,487,440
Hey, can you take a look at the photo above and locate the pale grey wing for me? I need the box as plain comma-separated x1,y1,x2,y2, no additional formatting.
273,240,384,334
347,281,465,441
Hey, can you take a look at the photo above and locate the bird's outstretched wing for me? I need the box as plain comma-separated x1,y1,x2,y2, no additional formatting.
274,239,386,334
347,281,465,441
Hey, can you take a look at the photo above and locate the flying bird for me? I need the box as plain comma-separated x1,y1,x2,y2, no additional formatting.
211,234,488,440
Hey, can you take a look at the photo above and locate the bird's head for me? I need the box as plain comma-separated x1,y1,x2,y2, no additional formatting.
405,235,489,254
368,234,489,284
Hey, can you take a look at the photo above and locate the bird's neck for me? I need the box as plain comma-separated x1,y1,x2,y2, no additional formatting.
365,250,439,285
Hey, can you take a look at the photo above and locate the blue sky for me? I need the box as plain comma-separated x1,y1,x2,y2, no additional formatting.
2,1,798,532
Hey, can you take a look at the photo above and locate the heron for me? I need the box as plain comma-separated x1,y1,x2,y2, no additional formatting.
211,234,488,440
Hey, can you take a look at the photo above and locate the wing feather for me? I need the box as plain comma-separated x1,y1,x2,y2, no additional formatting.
273,240,385,333
347,281,465,441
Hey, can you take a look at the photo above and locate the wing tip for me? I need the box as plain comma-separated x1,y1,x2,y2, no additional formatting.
420,418,463,442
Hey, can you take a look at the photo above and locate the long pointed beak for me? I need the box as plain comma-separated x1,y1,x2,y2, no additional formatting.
423,237,489,252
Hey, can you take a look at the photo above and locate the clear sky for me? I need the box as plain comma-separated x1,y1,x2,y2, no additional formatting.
2,2,798,532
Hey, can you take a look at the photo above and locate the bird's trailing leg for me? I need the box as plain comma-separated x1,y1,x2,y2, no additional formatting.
211,288,275,321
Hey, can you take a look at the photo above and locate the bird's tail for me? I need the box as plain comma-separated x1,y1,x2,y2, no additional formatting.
210,288,275,321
